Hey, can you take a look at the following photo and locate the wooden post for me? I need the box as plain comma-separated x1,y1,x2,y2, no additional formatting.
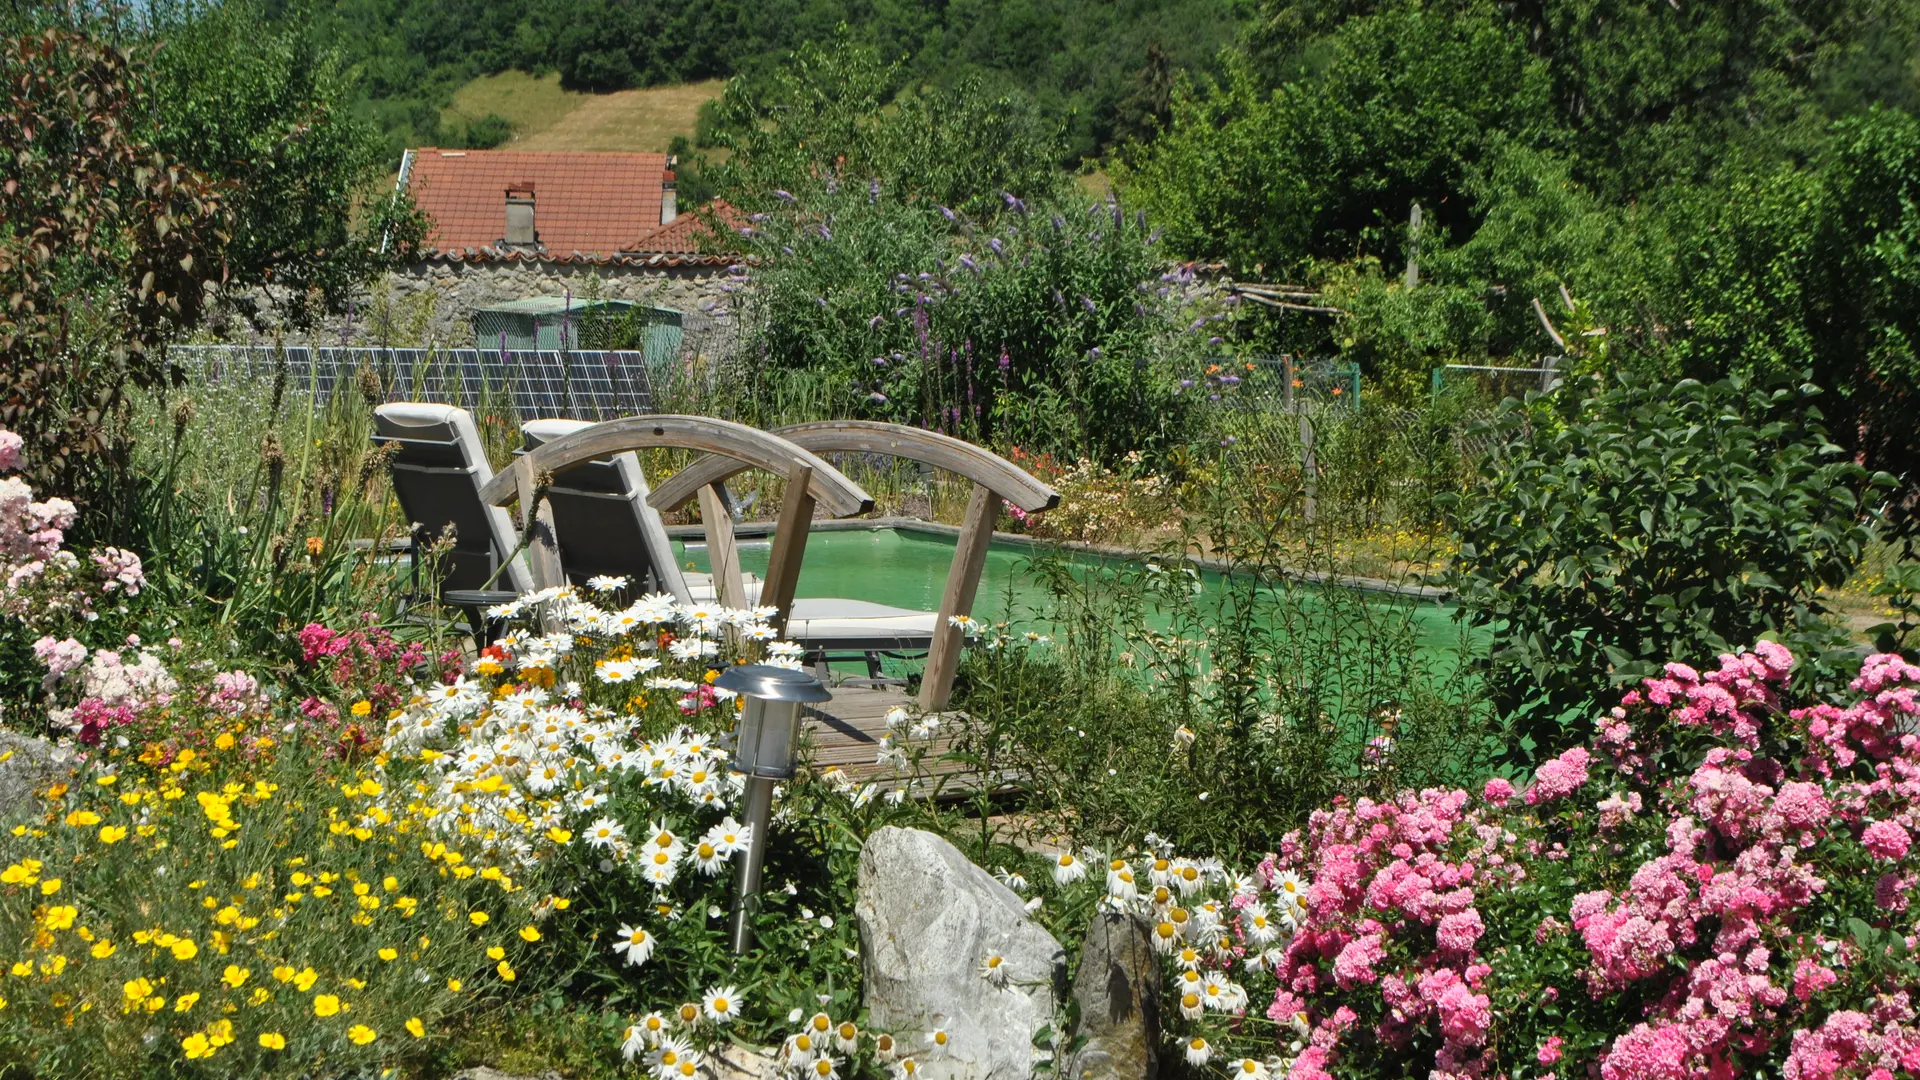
696,482,748,612
757,462,816,636
1403,202,1423,289
1299,410,1317,524
919,483,997,712
527,497,565,591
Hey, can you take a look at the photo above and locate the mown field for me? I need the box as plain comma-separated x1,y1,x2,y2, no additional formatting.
440,71,724,153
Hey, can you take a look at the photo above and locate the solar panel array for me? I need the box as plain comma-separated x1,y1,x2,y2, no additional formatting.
170,346,662,420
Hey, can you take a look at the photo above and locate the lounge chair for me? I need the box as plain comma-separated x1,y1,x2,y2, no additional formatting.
650,421,1059,710
517,419,693,599
372,403,532,639
522,419,940,678
476,414,875,631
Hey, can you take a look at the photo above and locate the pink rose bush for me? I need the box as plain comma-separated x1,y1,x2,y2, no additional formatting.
1232,645,1920,1079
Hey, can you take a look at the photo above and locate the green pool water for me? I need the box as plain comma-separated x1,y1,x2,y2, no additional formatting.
673,526,1478,672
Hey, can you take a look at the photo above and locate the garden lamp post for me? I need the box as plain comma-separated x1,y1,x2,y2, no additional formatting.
716,663,829,954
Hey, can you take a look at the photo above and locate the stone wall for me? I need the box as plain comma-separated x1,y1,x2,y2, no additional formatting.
204,257,747,352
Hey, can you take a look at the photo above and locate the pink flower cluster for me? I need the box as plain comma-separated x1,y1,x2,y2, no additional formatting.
1263,646,1920,1080
297,619,429,716
1259,787,1509,1078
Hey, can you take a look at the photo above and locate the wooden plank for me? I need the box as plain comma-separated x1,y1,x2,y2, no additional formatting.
474,415,873,518
651,420,1059,515
919,482,997,712
695,483,748,612
757,461,815,635
527,496,566,591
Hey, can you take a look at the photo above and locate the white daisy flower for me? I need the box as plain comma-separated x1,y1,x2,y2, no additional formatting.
587,575,629,593
700,985,743,1024
597,659,639,683
1183,1036,1211,1067
1052,852,1086,886
611,924,655,966
980,954,1010,988
584,816,627,849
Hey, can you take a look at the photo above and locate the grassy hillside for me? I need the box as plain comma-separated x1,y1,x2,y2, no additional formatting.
439,71,724,153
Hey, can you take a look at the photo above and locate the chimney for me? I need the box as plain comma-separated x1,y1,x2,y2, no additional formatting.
504,184,536,246
660,160,678,226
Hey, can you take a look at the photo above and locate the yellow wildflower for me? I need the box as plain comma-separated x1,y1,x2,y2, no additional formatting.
347,1024,376,1045
258,1032,285,1050
181,1032,214,1059
405,1016,425,1038
312,994,341,1017
221,965,249,988
97,825,127,844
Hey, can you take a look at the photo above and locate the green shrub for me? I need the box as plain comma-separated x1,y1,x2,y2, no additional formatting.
722,182,1207,463
1446,371,1895,751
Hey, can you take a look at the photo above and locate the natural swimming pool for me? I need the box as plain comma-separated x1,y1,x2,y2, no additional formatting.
672,525,1480,674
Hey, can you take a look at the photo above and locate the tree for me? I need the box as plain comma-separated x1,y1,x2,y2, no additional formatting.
145,0,416,328
0,27,230,492
704,33,1068,217
1118,6,1551,277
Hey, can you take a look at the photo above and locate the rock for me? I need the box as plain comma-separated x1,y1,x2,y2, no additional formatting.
705,1042,781,1079
856,826,1065,1080
1062,913,1161,1080
0,729,65,821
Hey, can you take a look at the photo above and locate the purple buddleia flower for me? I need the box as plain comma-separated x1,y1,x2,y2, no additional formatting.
819,224,833,240
774,189,795,202
1207,336,1223,345
998,347,1011,373
1180,379,1194,388
869,177,881,201
868,314,885,329
872,356,888,367
1051,214,1065,231
938,205,956,221
959,254,979,273
1080,296,1097,314
1088,347,1101,359
869,392,889,405
989,238,1004,255
816,297,829,307
1053,290,1066,308
1147,227,1162,244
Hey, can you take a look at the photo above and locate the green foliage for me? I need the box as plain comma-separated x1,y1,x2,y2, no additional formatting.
309,0,1245,161
1446,372,1895,749
722,178,1203,462
146,0,417,329
0,25,230,496
703,35,1070,218
1118,8,1552,277
947,516,1495,859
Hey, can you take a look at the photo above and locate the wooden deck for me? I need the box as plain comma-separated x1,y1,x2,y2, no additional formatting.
799,684,990,796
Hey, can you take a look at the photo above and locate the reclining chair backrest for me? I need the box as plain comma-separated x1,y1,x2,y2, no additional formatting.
518,419,692,601
373,403,532,595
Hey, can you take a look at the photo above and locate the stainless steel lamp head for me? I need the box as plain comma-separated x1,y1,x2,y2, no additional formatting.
716,664,829,780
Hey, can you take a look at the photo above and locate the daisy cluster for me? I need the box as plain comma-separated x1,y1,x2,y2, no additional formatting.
370,584,802,866
1025,842,1308,1077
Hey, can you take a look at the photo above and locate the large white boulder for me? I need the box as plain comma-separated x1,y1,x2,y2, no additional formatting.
855,826,1065,1080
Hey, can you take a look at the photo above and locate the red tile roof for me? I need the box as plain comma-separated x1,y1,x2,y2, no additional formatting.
404,149,671,257
623,200,746,254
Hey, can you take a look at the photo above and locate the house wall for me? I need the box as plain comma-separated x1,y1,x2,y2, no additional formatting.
204,258,748,353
